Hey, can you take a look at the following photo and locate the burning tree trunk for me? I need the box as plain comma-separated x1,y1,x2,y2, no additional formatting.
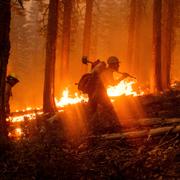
161,0,175,90
43,0,59,113
82,0,94,72
60,0,73,89
151,0,163,93
0,0,11,138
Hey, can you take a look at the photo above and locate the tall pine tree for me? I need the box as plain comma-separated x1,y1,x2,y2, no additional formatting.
151,0,163,93
43,0,59,113
82,0,94,72
161,0,175,90
0,0,11,139
60,0,73,89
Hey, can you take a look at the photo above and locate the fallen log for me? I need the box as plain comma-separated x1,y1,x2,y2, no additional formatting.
91,125,180,140
120,118,180,129
136,118,180,126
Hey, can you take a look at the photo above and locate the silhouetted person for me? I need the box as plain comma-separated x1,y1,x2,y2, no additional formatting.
88,56,129,114
5,74,19,117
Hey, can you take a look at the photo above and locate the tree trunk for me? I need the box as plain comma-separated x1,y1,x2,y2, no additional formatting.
133,0,146,82
127,0,146,80
151,0,163,93
43,0,59,113
60,0,73,89
161,0,175,90
0,0,11,138
127,0,136,74
91,14,99,61
82,0,94,73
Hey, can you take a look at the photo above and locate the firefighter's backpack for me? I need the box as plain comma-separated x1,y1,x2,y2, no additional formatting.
78,73,94,94
78,60,106,94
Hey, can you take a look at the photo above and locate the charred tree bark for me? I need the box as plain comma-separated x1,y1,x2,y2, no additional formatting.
151,0,163,93
161,0,175,90
82,0,94,72
60,0,73,89
0,0,11,138
43,0,59,113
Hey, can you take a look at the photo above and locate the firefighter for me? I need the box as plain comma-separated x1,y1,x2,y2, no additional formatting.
5,74,19,117
88,56,129,114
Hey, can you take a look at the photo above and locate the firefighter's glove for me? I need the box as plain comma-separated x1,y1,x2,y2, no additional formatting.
121,73,130,79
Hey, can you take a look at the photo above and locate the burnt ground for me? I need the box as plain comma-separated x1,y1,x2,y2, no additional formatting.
0,91,180,179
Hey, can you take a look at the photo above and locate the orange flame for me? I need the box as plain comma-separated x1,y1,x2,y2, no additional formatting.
107,79,138,97
7,111,43,123
9,80,143,124
55,88,88,108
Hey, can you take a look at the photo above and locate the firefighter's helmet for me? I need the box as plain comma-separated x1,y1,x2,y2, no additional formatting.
107,56,120,65
7,73,19,87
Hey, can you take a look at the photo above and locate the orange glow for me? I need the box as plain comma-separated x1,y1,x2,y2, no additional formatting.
7,111,43,123
15,128,22,136
55,88,88,107
107,79,138,97
55,79,143,108
8,128,23,140
8,80,144,124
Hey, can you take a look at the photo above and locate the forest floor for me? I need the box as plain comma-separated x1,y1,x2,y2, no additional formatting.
0,90,180,179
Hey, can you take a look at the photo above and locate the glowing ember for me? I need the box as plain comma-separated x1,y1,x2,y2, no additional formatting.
7,111,43,123
15,128,22,136
8,128,23,139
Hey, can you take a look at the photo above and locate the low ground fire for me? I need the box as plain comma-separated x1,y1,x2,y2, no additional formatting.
7,78,144,139
9,79,142,123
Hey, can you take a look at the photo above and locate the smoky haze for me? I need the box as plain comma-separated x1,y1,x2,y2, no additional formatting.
8,0,180,111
